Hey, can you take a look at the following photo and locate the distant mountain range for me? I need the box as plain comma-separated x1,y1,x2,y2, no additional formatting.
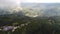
21,3,60,17
0,3,60,17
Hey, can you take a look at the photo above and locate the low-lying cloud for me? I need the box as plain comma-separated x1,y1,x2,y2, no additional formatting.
0,0,20,9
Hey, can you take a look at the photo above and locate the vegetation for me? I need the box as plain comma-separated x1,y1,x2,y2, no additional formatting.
0,13,60,34
0,3,60,34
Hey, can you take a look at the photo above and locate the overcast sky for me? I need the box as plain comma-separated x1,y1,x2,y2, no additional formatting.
22,0,60,3
0,0,60,9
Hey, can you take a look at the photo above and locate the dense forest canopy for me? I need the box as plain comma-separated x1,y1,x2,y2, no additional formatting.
0,3,60,34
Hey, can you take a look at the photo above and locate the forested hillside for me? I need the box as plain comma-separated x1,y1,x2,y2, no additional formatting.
0,3,60,34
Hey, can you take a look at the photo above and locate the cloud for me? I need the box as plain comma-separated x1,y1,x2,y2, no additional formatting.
0,0,21,9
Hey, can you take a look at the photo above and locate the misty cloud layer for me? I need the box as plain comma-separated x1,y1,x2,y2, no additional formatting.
0,0,19,9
